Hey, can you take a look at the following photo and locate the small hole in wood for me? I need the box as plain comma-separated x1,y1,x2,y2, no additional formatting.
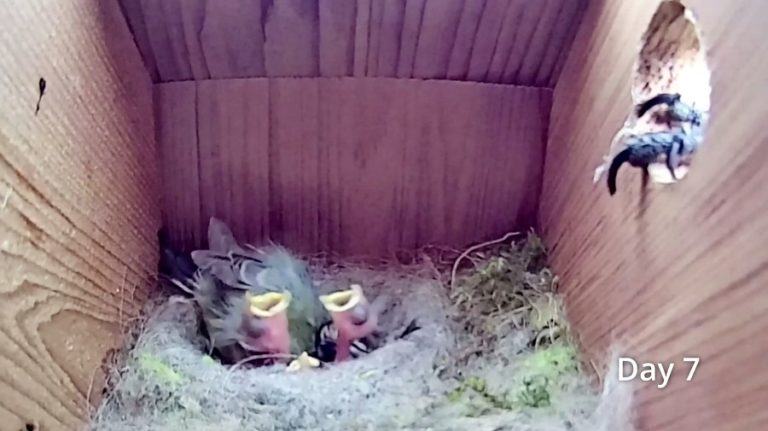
597,0,710,195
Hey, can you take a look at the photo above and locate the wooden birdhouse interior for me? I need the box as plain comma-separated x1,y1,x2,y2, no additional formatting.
0,0,766,430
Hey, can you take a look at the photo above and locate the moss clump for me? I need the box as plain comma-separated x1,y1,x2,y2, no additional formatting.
138,353,186,385
447,232,567,364
446,342,580,414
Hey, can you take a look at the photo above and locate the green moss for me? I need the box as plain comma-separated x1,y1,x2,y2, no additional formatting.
138,353,185,385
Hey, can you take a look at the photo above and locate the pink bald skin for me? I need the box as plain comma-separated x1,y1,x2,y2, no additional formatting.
329,302,378,362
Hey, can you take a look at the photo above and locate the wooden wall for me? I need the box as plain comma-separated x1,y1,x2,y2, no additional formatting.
120,0,587,87
156,78,550,256
539,0,768,430
0,1,158,429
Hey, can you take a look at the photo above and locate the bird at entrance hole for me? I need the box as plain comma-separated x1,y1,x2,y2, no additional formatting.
596,93,705,195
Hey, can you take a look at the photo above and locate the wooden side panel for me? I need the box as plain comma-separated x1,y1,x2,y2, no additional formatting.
0,1,158,429
157,78,550,256
539,1,768,430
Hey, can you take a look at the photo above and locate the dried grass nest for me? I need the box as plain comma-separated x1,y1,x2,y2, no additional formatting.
90,232,633,431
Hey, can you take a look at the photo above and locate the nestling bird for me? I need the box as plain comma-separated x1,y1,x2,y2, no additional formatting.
160,217,328,360
606,93,704,195
162,261,293,364
319,284,381,362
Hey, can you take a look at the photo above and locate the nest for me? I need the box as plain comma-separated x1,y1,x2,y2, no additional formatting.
90,233,634,431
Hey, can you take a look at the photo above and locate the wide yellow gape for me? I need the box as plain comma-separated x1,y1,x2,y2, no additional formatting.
248,291,292,318
318,284,363,313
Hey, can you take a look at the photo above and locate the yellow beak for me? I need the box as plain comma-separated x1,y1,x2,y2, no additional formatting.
319,284,363,312
248,291,292,317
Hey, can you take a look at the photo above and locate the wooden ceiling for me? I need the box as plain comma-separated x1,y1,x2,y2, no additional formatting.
119,0,587,87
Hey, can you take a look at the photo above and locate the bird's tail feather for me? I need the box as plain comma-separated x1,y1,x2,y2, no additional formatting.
158,228,199,295
607,148,631,196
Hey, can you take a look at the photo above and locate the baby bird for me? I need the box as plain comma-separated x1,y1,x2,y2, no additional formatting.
167,267,293,364
160,217,328,360
319,284,380,362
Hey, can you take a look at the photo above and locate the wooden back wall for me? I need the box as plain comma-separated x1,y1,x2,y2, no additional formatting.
157,78,551,256
539,0,768,430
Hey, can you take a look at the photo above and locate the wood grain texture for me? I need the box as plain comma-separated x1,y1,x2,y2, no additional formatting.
119,0,588,87
411,0,464,79
264,0,320,77
353,0,372,77
156,77,550,256
395,0,426,78
318,0,357,77
0,1,158,429
446,0,487,80
539,1,768,430
200,0,267,79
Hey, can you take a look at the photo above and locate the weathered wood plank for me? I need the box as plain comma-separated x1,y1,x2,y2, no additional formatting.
200,0,266,79
465,0,509,81
395,0,426,78
156,77,549,255
514,0,565,84
365,0,386,76
266,79,322,251
374,0,406,77
446,0,487,80
118,0,160,81
485,0,527,83
535,0,585,86
0,1,158,429
412,0,465,79
264,0,319,77
353,0,372,76
318,0,356,76
196,79,271,244
119,0,586,87
155,82,201,251
500,0,549,83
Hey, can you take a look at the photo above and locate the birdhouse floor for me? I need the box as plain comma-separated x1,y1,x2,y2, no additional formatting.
90,236,632,431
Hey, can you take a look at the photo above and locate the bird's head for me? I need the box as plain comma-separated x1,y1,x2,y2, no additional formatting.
239,291,292,358
319,284,378,361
